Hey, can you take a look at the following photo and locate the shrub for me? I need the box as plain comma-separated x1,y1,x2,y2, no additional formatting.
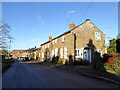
57,60,63,64
81,60,90,65
92,52,106,71
104,63,113,71
72,59,90,65
52,56,59,64
103,53,120,72
72,60,81,65
2,59,14,63
112,54,120,72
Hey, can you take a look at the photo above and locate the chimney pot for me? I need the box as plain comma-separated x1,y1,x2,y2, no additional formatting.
69,22,75,29
86,19,90,21
49,36,52,41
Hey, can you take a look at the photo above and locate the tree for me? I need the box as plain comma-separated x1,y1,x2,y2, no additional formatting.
0,20,13,55
0,49,8,55
107,39,118,54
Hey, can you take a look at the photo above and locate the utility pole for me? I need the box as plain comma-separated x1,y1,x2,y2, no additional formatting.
8,39,11,59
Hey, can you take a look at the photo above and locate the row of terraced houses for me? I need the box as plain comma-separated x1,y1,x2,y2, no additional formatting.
12,19,106,64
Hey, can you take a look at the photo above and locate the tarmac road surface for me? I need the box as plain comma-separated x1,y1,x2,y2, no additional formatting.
2,59,119,88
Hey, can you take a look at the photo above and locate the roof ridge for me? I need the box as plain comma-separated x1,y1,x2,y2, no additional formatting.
41,20,88,46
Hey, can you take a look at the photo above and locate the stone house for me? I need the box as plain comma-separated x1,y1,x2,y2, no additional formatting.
22,47,41,60
12,50,25,59
39,19,105,64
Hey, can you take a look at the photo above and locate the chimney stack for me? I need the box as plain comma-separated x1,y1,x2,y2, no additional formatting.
69,22,75,29
49,36,52,41
86,19,90,21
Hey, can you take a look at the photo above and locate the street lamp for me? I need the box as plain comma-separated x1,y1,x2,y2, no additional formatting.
68,11,75,28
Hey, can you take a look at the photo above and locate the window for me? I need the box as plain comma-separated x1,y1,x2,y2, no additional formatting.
45,45,46,48
95,32,101,41
47,52,49,59
52,40,54,44
34,52,36,59
51,50,54,58
60,47,63,58
75,49,81,57
42,53,44,58
55,39,57,44
62,35,65,42
42,46,44,49
64,47,67,59
55,48,58,57
39,53,40,57
48,44,49,48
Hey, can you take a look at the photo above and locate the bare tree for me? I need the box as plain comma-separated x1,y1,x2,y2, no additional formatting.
0,20,13,57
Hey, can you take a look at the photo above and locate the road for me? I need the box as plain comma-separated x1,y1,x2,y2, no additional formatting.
2,59,119,88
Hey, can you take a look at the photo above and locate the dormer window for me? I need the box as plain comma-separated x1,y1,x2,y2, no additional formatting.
95,32,101,41
62,35,65,42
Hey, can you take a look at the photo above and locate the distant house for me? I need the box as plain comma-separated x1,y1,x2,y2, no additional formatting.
12,50,24,59
22,47,41,60
38,19,105,64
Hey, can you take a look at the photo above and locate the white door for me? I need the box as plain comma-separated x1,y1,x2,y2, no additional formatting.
83,50,88,60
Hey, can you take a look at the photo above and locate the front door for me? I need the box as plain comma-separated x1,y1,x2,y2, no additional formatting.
83,50,88,60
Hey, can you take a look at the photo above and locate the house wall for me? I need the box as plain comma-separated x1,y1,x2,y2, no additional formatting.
71,20,105,62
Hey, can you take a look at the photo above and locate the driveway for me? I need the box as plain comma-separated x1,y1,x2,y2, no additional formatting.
2,59,119,88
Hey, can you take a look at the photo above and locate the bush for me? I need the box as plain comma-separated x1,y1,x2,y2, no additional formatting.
57,60,63,64
81,60,90,65
92,52,106,71
104,63,113,71
72,60,90,65
2,59,14,63
52,56,59,64
112,54,120,72
72,60,81,65
103,53,120,73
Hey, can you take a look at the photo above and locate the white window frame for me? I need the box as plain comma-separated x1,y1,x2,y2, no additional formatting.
51,50,54,57
60,47,63,58
47,52,49,59
42,53,44,58
48,44,49,48
55,48,58,57
62,35,65,42
42,46,44,49
95,32,101,41
45,45,46,48
52,40,54,44
39,53,40,57
64,47,67,59
75,49,81,58
34,52,36,59
55,39,57,44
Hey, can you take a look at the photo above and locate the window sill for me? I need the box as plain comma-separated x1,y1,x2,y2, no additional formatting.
75,56,81,58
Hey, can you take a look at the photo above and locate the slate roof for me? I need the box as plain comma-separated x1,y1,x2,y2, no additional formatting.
12,50,25,55
41,19,87,46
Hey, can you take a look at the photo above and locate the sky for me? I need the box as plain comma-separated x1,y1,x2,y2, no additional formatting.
2,2,118,50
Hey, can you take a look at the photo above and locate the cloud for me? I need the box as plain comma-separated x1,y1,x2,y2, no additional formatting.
35,14,44,25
